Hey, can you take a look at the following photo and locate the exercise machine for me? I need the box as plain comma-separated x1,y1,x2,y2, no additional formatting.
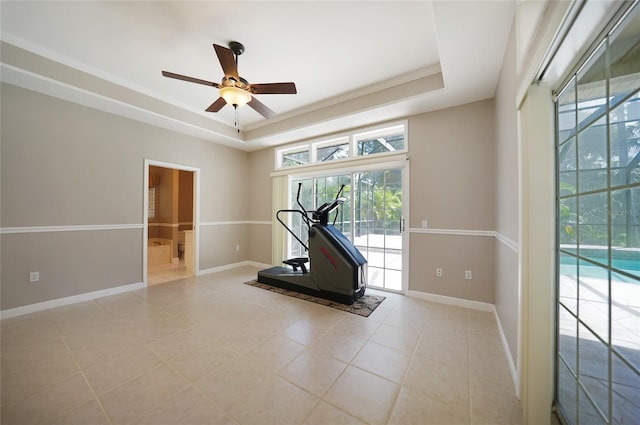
257,183,367,304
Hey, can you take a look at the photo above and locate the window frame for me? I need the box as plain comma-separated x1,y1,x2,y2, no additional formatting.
277,144,311,169
313,136,351,164
148,186,156,220
275,121,408,170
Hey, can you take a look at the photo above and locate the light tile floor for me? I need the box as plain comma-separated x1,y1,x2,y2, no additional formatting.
148,259,191,286
1,266,522,425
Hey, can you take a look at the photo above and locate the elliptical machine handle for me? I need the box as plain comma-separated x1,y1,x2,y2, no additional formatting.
294,182,313,229
296,182,306,215
332,184,346,226
276,209,309,251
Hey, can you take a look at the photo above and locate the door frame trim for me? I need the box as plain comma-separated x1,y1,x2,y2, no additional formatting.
143,159,200,286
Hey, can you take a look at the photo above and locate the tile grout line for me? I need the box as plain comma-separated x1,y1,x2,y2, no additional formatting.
141,290,304,425
297,310,385,425
277,312,376,424
335,296,402,425
383,313,428,425
0,318,67,413
155,346,241,425
60,292,220,423
49,308,115,425
4,271,241,424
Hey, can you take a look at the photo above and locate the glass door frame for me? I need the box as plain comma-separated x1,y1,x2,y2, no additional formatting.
553,3,640,423
288,159,409,295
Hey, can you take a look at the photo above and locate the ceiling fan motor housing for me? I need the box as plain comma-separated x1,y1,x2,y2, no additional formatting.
229,41,245,57
222,76,250,89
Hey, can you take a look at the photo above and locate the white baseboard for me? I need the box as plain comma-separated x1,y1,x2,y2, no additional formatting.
0,281,144,320
407,290,494,311
246,261,273,269
407,289,519,395
493,305,520,397
196,260,271,276
1,261,273,320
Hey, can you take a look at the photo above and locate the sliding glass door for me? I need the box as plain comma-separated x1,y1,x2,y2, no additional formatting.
353,169,403,291
555,4,640,423
290,166,405,292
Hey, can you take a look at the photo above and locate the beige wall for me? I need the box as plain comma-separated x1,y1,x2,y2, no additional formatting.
493,21,520,366
247,224,272,265
1,230,142,308
247,145,276,265
409,100,495,231
199,224,249,270
408,100,496,302
1,84,250,310
495,238,519,362
3,61,504,317
410,234,495,303
1,83,501,311
248,147,275,222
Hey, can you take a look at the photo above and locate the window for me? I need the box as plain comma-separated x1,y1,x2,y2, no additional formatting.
315,137,350,163
276,122,407,169
148,187,156,219
555,4,640,424
355,125,405,156
288,175,351,259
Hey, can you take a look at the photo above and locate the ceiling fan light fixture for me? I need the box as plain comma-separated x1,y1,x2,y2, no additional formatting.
162,42,294,119
220,86,251,108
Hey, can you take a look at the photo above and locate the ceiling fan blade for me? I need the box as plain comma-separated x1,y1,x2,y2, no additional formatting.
248,97,276,119
213,44,239,80
162,71,220,88
205,97,227,113
250,82,297,95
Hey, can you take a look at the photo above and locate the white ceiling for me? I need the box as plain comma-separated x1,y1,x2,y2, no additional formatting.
0,1,515,151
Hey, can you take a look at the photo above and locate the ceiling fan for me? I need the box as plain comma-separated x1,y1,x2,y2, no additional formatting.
162,41,297,120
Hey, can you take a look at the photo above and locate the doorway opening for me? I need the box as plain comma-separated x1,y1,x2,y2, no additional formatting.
143,160,199,286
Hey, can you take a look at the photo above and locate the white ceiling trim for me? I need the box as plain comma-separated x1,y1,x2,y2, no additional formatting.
1,63,245,148
1,39,445,151
0,1,516,151
243,64,443,132
0,31,231,127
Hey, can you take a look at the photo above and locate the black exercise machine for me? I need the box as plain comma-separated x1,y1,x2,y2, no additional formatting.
257,183,367,304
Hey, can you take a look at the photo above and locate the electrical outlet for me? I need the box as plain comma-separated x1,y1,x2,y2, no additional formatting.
421,219,428,229
29,271,40,283
465,270,472,280
236,245,240,252
436,268,442,277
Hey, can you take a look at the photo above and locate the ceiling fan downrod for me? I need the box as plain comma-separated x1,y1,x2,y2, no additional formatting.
229,41,244,66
